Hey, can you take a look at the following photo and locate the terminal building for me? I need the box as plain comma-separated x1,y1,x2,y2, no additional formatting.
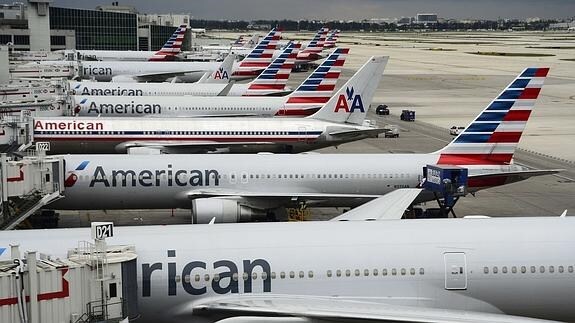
0,0,191,52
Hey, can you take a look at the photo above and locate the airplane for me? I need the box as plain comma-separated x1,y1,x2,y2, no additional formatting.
225,28,331,68
57,24,188,62
42,67,558,223
200,34,259,53
66,46,347,117
66,42,309,99
27,28,282,82
21,55,387,154
1,203,574,323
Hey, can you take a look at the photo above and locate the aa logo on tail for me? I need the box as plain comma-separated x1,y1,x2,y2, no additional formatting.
334,87,364,113
214,67,229,80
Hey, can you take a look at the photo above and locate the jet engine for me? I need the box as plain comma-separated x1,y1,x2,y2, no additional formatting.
191,198,268,224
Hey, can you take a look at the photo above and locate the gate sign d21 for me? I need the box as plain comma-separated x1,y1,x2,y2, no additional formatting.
91,222,114,240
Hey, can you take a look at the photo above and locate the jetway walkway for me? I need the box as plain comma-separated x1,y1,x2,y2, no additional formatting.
0,223,139,323
0,152,64,230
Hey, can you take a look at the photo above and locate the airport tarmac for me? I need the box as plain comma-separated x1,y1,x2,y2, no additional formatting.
53,31,575,227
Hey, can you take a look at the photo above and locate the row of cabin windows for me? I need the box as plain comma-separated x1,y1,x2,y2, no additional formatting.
484,265,574,274
75,172,412,182
166,107,273,111
41,131,305,136
179,267,426,283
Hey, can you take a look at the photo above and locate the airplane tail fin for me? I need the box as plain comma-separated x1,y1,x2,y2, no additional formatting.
233,28,282,79
242,42,300,96
307,56,388,125
241,34,259,49
324,29,340,49
198,54,236,84
278,47,349,116
149,24,187,61
436,67,549,165
302,27,329,54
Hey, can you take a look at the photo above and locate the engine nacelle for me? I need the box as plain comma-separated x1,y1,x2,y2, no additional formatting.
191,198,267,224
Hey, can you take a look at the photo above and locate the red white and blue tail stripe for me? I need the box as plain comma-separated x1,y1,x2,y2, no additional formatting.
277,48,349,116
324,29,340,49
149,24,187,61
437,67,549,165
243,42,300,96
302,27,329,54
233,28,282,79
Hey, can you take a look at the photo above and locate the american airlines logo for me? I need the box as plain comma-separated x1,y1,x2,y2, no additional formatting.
34,120,103,131
141,250,271,297
89,164,220,188
65,163,221,188
77,87,144,96
334,87,365,113
85,101,161,115
214,67,229,80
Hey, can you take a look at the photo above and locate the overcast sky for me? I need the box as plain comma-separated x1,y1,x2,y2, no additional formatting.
49,0,575,20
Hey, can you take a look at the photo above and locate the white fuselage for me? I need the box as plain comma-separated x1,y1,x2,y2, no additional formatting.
1,217,574,323
68,81,253,97
34,60,234,82
30,117,377,154
70,95,286,117
70,50,161,61
50,154,521,210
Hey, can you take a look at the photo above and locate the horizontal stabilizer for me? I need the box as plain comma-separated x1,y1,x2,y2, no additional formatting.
331,189,422,221
469,169,562,187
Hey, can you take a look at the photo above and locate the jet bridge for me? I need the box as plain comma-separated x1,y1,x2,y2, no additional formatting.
0,222,139,323
0,151,64,230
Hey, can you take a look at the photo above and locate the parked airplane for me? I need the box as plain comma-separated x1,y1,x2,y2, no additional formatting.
24,56,386,154
43,67,557,222
1,210,574,323
29,28,282,82
67,46,346,117
200,34,259,52
227,28,332,67
57,24,188,62
67,42,308,98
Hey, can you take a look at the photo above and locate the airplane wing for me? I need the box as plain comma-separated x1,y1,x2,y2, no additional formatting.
469,169,563,186
190,295,558,323
329,128,387,139
330,188,422,221
131,70,207,82
185,188,381,201
121,141,279,154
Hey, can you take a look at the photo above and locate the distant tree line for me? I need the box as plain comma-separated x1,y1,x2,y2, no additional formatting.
190,19,558,32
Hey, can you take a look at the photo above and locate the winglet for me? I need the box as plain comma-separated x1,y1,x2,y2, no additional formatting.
331,189,422,221
560,210,568,218
307,56,388,125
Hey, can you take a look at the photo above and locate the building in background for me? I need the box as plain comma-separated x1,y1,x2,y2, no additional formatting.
0,0,190,52
416,13,438,25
